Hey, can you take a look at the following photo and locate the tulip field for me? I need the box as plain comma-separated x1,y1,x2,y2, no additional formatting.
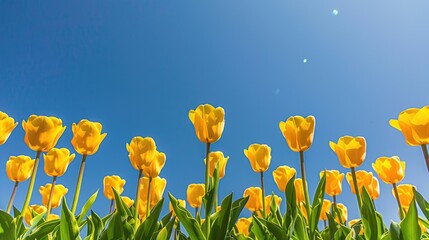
1,105,429,240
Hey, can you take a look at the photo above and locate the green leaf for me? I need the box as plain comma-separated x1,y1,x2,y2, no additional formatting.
414,189,429,220
251,216,267,240
400,197,421,240
77,190,99,226
0,210,15,240
283,173,297,236
60,198,82,240
155,218,175,240
87,211,104,240
309,171,326,237
361,187,379,240
259,218,287,240
293,213,309,240
228,196,249,234
25,219,60,240
135,198,164,239
202,167,220,232
389,221,401,240
209,193,232,240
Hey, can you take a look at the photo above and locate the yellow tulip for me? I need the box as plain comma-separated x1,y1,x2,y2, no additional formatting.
137,200,148,220
22,115,66,152
139,176,167,208
126,136,157,171
6,155,35,182
0,111,18,145
39,183,68,209
188,104,225,143
294,178,305,203
47,214,60,221
372,156,406,184
346,170,373,195
392,184,416,211
103,175,126,200
279,115,315,152
243,187,263,212
348,219,364,234
322,170,344,196
142,151,166,178
24,205,47,226
205,151,229,179
368,176,380,200
335,203,348,223
169,199,186,216
299,202,308,222
243,144,271,173
320,199,332,220
121,196,135,208
419,220,428,233
186,184,205,208
43,148,75,177
236,217,252,236
390,106,429,146
264,195,282,215
272,165,296,192
329,136,366,168
71,119,107,155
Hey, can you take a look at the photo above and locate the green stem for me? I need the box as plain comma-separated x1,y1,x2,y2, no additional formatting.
350,167,362,214
421,144,429,173
21,151,41,214
260,172,266,218
299,151,311,219
146,177,152,217
133,170,142,230
204,142,211,237
393,183,405,220
46,176,57,216
7,181,19,213
71,154,87,214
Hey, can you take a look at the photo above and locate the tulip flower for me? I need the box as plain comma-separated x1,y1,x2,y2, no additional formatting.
205,151,229,179
335,203,348,224
44,148,75,177
139,176,167,209
392,184,416,219
0,111,18,145
299,202,308,223
121,196,135,208
368,176,380,200
5,155,35,213
47,214,60,221
169,199,186,216
294,178,305,203
330,136,366,169
142,151,166,178
188,104,225,144
373,156,406,184
243,187,263,213
320,199,332,221
236,218,252,236
39,183,68,209
187,184,205,210
346,170,373,195
263,195,282,216
348,219,364,234
127,136,157,171
103,175,126,212
21,115,66,215
272,166,296,192
322,170,344,197
24,205,47,226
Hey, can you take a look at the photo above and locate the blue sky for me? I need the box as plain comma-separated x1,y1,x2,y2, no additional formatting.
1,0,429,227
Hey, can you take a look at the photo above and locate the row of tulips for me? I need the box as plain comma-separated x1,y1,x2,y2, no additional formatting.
0,105,429,239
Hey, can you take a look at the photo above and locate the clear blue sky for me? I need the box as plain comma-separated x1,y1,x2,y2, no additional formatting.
1,0,429,226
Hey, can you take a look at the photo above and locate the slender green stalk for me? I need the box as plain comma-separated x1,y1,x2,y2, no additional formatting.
133,170,143,230
204,142,211,237
21,151,41,214
146,177,152,217
260,172,266,218
332,194,337,219
71,154,87,214
299,151,311,219
46,176,57,216
421,144,429,173
7,181,19,213
392,183,405,220
109,200,114,213
350,167,362,214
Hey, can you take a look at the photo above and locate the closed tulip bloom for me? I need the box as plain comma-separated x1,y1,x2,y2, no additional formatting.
367,177,380,200
264,195,282,215
137,200,148,220
329,136,366,168
121,196,135,208
0,111,18,145
71,119,107,155
39,184,68,209
294,178,305,203
236,218,252,236
335,203,348,223
322,170,344,196
188,104,225,144
320,199,331,220
169,199,186,216
187,184,205,208
346,170,373,194
103,175,126,200
372,156,406,184
139,176,167,208
142,151,166,178
419,220,428,233
279,115,315,152
24,205,47,226
126,137,157,171
43,148,75,177
390,106,429,146
272,166,296,192
244,144,271,173
299,202,308,222
22,115,66,152
243,187,263,212
6,155,35,182
205,151,229,179
47,214,60,221
392,184,416,211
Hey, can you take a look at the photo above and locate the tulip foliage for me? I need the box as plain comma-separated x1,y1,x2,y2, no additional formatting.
1,105,429,240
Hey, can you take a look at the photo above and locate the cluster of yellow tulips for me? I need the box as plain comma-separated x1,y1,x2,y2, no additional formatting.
0,105,428,239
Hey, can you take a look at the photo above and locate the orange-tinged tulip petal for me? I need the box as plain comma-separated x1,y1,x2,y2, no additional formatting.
187,184,205,208
411,106,429,143
22,115,66,152
43,148,75,177
121,196,135,208
39,183,68,209
330,136,366,168
47,214,60,221
103,175,126,200
346,170,373,195
348,219,364,234
390,106,429,145
139,177,167,208
236,217,252,236
6,155,35,182
367,176,380,200
320,199,332,220
189,104,225,143
335,203,348,223
0,111,18,145
299,202,308,223
71,119,106,155
372,156,406,184
272,165,296,192
264,195,282,216
279,115,315,152
392,184,416,211
243,187,263,212
126,136,157,171
169,199,186,216
205,151,229,179
244,144,271,173
24,205,47,226
321,170,344,196
142,151,166,178
294,178,305,203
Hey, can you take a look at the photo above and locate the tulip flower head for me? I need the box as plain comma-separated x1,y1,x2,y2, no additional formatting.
294,178,305,203
103,175,126,200
47,214,60,221
372,156,406,184
22,115,66,152
299,202,308,222
330,136,366,168
126,136,157,171
346,170,373,195
264,195,282,216
244,144,271,173
121,196,135,208
24,205,47,226
205,151,229,179
243,187,263,212
368,176,380,200
322,170,344,196
272,165,296,192
0,111,18,145
43,148,75,177
187,184,205,208
139,176,167,208
320,199,332,220
279,115,315,152
188,104,225,144
392,184,416,212
6,155,35,182
236,217,252,236
335,203,348,223
71,119,107,155
39,184,68,209
142,151,166,178
389,106,429,146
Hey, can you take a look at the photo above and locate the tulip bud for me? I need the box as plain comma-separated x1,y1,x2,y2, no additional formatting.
205,151,229,179
103,175,126,200
279,115,315,152
346,170,373,195
322,170,344,196
264,195,282,216
236,218,252,236
43,148,75,177
299,202,308,223
392,184,416,212
272,166,296,192
71,119,107,155
39,183,68,209
142,151,166,178
244,144,271,173
187,184,205,208
294,178,305,203
330,136,366,168
390,106,429,146
372,156,406,184
139,176,167,208
0,111,18,145
335,203,348,223
243,187,263,212
188,104,225,143
24,205,47,226
6,155,35,182
126,137,157,171
320,199,331,220
22,115,66,152
121,196,135,208
47,214,60,221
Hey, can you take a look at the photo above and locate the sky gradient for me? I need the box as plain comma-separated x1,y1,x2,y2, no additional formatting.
1,0,429,227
